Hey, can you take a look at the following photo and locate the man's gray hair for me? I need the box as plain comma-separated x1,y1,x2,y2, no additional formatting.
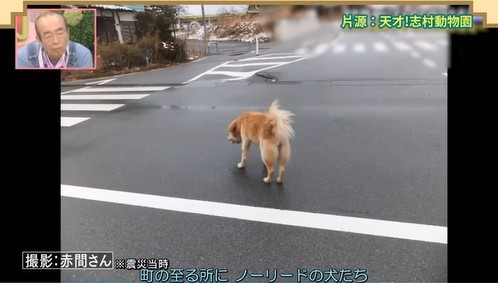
34,11,68,39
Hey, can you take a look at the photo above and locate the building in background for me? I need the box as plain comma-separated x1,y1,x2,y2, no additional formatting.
75,5,145,44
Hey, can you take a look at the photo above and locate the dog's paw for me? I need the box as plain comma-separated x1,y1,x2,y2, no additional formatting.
276,177,283,184
237,163,245,169
263,177,271,183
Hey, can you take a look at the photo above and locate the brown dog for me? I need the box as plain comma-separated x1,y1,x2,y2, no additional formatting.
227,99,295,183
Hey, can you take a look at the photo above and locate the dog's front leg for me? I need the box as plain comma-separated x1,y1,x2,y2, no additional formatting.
238,140,251,168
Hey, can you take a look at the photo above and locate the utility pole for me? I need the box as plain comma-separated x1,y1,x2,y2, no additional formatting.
201,5,207,56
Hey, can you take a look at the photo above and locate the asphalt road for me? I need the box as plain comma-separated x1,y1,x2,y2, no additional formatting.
61,24,447,282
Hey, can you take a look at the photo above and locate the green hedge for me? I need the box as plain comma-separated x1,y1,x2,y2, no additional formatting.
64,10,95,56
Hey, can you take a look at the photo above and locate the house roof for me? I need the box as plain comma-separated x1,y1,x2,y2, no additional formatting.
78,5,145,12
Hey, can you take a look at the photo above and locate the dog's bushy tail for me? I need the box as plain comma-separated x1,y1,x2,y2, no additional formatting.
268,99,295,142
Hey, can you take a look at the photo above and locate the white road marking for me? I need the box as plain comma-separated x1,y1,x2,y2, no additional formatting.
221,62,282,67
226,57,307,81
414,40,438,51
85,78,117,85
239,55,304,61
333,44,346,53
436,39,448,47
186,53,307,82
353,43,366,53
61,86,90,95
61,104,124,111
188,34,342,82
393,41,412,51
373,41,388,52
67,86,169,93
61,117,90,127
312,43,330,56
423,58,436,68
185,62,228,83
207,71,254,77
61,184,448,244
410,51,421,58
61,94,150,100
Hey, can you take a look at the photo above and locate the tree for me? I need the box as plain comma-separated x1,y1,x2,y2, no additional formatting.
135,6,184,41
218,6,243,16
134,12,155,39
134,5,188,65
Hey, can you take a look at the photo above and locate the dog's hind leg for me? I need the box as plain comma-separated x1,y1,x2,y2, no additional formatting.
277,142,291,184
261,142,278,183
238,140,251,168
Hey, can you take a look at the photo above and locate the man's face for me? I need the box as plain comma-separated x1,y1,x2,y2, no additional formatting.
36,14,69,60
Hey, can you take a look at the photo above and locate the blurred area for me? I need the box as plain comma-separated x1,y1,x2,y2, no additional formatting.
55,4,479,81
245,5,483,43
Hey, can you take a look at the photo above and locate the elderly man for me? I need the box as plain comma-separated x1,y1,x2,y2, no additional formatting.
17,11,93,68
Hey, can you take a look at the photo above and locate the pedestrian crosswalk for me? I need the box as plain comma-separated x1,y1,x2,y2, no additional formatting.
293,35,447,77
296,37,448,56
184,34,448,84
61,85,170,128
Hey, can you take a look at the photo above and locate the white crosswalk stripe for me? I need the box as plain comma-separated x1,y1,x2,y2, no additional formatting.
70,86,169,92
414,40,438,51
61,85,170,128
373,41,388,52
61,104,125,111
423,58,436,68
61,117,90,127
332,44,346,53
61,94,150,100
353,43,366,53
393,41,413,51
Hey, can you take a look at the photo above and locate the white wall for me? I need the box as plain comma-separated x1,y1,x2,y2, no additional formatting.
118,11,136,22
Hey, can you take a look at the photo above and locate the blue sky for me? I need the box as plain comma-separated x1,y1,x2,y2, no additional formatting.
182,5,247,16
